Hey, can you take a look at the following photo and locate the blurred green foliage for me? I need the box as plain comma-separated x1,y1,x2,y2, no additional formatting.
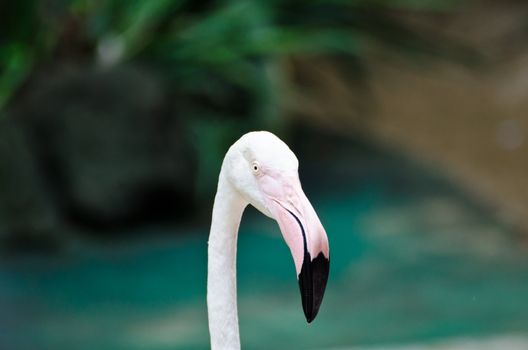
0,0,462,110
0,0,463,197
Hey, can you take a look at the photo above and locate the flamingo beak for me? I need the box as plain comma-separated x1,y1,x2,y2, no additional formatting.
260,175,330,323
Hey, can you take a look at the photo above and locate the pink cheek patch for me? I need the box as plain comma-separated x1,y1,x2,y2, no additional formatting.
257,173,284,199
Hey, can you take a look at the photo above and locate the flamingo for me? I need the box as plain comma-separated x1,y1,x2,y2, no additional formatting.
207,131,330,349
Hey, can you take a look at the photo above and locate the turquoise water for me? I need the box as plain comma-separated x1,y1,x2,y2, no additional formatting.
2,132,528,349
2,183,528,350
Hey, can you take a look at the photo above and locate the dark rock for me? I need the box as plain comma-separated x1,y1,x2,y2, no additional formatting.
0,117,59,246
5,64,196,237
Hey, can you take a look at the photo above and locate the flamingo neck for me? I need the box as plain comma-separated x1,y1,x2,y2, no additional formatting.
207,171,247,350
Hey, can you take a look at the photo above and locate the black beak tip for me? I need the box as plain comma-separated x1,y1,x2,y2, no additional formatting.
298,252,330,323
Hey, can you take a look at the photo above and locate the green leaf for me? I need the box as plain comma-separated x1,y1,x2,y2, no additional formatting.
0,43,33,111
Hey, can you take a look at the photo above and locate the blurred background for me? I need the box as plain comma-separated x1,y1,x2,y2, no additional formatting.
1,0,528,349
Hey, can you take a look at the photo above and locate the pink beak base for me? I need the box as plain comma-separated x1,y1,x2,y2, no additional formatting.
281,207,330,323
260,174,330,323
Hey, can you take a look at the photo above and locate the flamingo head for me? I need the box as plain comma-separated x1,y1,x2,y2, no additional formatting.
223,131,330,323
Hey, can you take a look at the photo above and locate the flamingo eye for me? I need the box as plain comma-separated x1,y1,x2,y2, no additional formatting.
252,162,260,174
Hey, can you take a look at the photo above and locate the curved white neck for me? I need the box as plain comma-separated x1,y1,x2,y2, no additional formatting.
207,170,247,350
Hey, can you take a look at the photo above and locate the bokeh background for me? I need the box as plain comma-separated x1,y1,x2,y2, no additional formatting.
2,1,528,349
